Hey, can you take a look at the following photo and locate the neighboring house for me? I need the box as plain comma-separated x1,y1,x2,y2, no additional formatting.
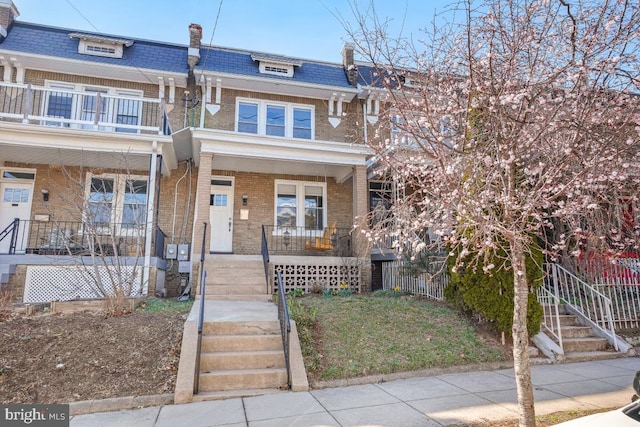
0,0,376,303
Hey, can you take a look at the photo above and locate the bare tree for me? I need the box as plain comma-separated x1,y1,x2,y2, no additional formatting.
40,155,149,314
347,1,640,425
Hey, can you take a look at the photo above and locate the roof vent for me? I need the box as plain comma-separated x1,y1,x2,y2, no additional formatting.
69,33,133,59
251,53,302,78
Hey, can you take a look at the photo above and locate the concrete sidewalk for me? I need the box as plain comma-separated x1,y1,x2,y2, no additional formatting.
70,358,639,427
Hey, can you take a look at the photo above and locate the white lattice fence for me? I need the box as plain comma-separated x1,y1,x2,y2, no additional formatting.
272,262,362,294
24,265,144,303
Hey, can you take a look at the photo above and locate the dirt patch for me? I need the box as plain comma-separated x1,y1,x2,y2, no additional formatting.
0,309,186,404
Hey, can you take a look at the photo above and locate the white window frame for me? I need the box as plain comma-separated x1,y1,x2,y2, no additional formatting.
235,98,314,140
274,180,327,234
42,80,143,133
259,62,294,77
83,172,149,236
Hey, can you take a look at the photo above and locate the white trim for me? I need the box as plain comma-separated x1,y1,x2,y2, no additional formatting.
83,172,149,235
274,179,327,232
42,80,144,132
235,97,314,140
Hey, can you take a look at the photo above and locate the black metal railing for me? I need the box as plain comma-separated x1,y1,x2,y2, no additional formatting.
262,225,352,256
261,225,270,287
276,271,291,388
0,218,20,254
194,222,208,394
2,220,147,257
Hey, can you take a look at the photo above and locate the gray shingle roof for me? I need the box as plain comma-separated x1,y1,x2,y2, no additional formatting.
0,22,355,90
0,22,188,74
197,46,354,89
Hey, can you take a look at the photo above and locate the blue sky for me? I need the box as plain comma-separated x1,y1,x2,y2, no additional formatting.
14,0,453,63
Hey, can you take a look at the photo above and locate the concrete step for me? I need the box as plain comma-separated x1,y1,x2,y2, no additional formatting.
563,350,622,362
201,294,272,302
202,320,280,336
560,325,594,339
0,263,16,285
191,388,284,402
200,350,285,371
203,256,263,270
204,284,266,295
562,337,610,353
208,273,265,286
202,334,283,352
546,314,579,326
198,368,288,392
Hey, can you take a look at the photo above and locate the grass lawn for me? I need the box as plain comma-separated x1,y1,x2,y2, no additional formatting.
293,293,508,381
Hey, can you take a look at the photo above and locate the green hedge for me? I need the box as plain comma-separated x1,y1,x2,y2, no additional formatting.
444,244,543,337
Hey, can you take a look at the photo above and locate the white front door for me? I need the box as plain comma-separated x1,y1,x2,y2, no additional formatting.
209,178,234,253
0,182,34,254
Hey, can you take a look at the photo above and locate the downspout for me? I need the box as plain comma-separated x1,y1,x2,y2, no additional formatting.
154,155,163,232
362,99,368,144
143,141,158,294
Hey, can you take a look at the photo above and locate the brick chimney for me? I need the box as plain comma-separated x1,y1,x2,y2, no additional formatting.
342,43,357,86
0,0,19,41
188,23,202,69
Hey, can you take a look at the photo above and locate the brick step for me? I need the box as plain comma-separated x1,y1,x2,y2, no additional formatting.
559,325,594,339
201,334,282,352
561,337,610,353
204,284,266,295
202,320,280,336
200,350,285,371
198,368,287,392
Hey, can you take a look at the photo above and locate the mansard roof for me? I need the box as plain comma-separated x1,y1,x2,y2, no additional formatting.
0,22,188,73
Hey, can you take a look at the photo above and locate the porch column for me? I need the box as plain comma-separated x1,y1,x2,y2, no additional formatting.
143,141,158,295
352,164,372,292
191,152,213,296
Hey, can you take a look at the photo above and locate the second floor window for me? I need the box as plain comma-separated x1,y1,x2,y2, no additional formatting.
236,99,314,139
43,81,142,133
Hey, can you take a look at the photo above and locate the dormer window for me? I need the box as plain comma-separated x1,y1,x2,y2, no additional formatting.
69,33,134,59
251,53,302,78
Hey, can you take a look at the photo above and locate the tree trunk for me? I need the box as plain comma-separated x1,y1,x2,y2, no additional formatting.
511,239,536,427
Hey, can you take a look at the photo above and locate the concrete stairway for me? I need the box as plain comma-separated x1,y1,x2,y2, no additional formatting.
200,255,271,301
177,255,287,402
549,305,617,361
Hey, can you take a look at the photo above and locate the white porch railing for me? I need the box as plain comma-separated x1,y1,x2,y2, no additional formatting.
592,284,640,330
0,82,171,135
381,259,448,300
546,263,618,351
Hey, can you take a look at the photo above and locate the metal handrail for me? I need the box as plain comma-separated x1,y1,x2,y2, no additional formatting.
0,218,19,254
194,222,208,394
536,281,564,351
276,271,291,388
261,225,270,289
548,263,618,351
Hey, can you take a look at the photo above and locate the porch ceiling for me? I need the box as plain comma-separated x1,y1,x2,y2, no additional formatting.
191,128,373,183
0,122,175,176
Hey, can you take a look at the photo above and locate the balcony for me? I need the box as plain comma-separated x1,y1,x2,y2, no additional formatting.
0,82,172,135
